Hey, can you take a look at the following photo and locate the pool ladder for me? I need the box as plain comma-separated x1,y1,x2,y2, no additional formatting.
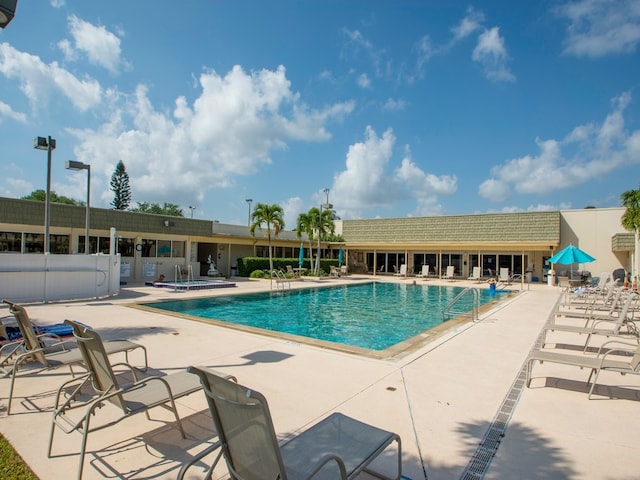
271,270,290,290
174,264,194,290
443,287,480,322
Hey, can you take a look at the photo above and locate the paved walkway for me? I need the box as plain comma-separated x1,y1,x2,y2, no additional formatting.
1,276,639,479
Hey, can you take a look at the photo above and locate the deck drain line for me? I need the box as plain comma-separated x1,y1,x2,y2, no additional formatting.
459,322,548,480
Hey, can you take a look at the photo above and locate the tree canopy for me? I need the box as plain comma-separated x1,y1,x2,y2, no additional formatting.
296,207,335,274
110,160,131,210
129,202,184,216
21,190,82,205
621,184,640,236
249,203,285,271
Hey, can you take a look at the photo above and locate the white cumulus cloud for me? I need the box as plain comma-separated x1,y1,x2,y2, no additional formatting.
472,27,515,82
65,65,354,208
0,43,102,111
331,127,457,218
59,15,128,74
479,92,640,201
554,0,640,57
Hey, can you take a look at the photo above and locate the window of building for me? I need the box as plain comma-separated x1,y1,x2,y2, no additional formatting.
24,233,43,253
0,232,22,252
118,238,135,256
78,236,98,254
157,240,172,257
22,233,69,253
172,241,185,258
139,239,185,258
140,239,157,257
51,234,70,254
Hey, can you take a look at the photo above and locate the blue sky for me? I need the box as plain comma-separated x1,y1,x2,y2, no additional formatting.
1,1,639,227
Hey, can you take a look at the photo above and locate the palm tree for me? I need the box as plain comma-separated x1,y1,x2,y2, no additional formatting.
249,203,285,271
295,211,315,270
296,207,335,274
621,184,640,278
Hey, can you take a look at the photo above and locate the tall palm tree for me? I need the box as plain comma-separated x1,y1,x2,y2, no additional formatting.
295,210,315,270
621,185,640,278
249,203,285,271
296,207,335,274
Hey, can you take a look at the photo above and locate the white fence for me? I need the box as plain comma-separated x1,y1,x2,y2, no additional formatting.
0,254,121,303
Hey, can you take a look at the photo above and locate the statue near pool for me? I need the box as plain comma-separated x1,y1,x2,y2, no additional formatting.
207,255,219,277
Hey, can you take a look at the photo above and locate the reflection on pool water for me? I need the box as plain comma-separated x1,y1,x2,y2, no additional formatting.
143,282,508,351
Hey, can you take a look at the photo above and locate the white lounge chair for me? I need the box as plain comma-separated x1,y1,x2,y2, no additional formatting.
467,266,481,282
445,265,455,281
416,265,430,280
544,292,638,351
499,268,510,283
526,339,640,399
394,264,407,277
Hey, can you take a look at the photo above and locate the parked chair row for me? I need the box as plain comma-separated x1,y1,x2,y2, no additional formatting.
1,301,402,479
527,292,639,398
1,299,148,414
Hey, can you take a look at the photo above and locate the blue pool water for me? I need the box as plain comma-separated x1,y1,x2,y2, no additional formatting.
145,282,507,351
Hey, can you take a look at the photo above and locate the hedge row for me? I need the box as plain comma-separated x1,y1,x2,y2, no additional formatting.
237,257,339,276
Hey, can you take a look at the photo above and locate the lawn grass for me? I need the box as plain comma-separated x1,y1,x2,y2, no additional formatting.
0,432,38,479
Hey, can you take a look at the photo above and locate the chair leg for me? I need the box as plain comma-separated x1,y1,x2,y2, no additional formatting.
587,369,601,399
6,365,20,414
176,442,222,480
76,410,94,480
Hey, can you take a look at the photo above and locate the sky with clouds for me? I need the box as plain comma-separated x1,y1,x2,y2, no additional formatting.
1,0,639,227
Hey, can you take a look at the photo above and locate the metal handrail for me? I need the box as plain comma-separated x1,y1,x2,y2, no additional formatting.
271,270,290,290
443,287,480,322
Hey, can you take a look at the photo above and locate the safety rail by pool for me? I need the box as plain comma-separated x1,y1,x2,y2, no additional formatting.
271,269,290,290
443,287,480,322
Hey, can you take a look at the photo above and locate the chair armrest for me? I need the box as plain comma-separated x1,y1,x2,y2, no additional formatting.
596,339,638,359
41,339,78,352
111,361,142,381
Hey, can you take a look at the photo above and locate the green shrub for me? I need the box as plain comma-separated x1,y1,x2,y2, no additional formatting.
237,257,338,276
249,269,266,278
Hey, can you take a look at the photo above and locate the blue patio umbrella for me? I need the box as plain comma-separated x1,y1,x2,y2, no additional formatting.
548,244,595,279
298,243,305,267
338,245,344,266
548,244,595,265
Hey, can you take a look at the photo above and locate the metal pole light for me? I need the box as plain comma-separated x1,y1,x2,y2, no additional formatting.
34,136,56,254
65,160,91,254
245,198,253,226
317,200,333,274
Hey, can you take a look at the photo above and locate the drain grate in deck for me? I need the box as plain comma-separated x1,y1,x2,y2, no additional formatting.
459,366,528,480
459,321,550,480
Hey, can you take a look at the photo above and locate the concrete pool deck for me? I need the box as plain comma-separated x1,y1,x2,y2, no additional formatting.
1,275,639,479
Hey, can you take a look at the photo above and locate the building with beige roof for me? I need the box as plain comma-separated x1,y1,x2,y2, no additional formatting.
0,197,634,285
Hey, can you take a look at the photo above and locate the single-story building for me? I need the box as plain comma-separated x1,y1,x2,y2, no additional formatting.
0,197,634,284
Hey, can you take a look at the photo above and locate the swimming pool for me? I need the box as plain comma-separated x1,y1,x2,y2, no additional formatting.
141,282,508,352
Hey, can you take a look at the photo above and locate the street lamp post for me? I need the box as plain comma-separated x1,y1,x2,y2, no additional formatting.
188,206,196,218
33,136,56,254
245,198,253,226
65,160,91,254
